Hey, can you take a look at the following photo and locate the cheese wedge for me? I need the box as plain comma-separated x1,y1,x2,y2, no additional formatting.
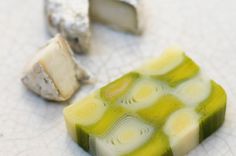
64,47,227,155
90,0,144,34
44,0,91,53
22,35,89,101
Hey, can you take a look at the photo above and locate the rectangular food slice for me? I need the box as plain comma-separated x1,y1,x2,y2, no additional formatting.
64,47,227,156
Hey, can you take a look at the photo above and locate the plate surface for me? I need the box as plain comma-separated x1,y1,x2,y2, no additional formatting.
0,0,236,155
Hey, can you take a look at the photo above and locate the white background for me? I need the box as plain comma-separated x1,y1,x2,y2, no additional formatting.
0,0,236,155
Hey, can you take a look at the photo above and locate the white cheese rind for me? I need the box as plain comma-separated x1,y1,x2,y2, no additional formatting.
22,35,89,101
90,0,144,34
22,63,62,101
44,0,91,53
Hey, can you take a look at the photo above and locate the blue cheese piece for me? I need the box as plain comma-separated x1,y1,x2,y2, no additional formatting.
21,35,89,101
90,0,144,34
44,0,91,53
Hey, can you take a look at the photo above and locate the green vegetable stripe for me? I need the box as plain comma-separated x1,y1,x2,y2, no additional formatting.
63,47,227,156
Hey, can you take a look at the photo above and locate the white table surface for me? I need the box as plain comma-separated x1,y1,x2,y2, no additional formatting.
0,0,236,155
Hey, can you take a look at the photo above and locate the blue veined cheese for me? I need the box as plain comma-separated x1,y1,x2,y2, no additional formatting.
44,0,91,53
21,35,90,101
